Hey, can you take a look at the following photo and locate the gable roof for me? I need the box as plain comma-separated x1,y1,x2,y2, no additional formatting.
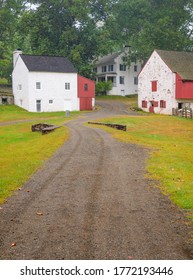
95,51,121,65
155,49,193,81
20,54,77,73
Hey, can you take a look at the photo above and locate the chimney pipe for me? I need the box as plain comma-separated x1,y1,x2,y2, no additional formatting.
13,49,22,68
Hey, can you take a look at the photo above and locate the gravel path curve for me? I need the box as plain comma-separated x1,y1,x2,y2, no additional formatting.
0,100,192,259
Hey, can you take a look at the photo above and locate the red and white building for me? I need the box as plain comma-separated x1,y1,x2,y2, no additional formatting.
12,50,95,112
138,50,193,114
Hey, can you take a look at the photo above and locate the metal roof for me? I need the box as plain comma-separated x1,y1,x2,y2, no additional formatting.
95,51,121,65
20,54,77,73
156,49,193,81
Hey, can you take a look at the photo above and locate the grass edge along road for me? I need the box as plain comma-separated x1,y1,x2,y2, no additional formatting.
89,114,193,224
0,105,82,204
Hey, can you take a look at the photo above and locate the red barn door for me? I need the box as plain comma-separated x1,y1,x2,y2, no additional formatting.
80,97,92,110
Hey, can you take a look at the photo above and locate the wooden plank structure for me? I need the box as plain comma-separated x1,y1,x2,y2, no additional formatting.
172,107,193,119
88,122,127,131
32,123,61,134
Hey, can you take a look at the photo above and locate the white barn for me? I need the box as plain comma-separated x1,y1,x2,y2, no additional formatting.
12,50,79,112
138,49,193,115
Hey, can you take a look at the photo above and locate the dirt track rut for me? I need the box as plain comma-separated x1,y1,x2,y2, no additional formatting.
0,100,192,259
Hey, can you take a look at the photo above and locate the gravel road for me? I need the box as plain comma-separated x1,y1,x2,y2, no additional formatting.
0,100,192,260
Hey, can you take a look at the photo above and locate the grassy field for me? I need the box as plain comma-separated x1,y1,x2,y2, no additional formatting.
0,105,81,203
91,114,193,221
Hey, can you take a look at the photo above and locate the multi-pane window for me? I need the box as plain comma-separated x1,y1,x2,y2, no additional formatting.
120,64,126,71
120,76,125,84
134,77,138,85
36,82,41,89
134,65,138,72
18,84,22,90
108,65,114,72
49,100,53,104
84,84,88,91
65,83,70,90
102,66,107,72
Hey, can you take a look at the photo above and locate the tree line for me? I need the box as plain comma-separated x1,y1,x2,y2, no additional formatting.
1,0,193,82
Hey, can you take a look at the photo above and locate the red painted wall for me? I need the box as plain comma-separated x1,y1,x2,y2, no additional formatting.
80,97,93,110
78,75,95,98
176,73,193,99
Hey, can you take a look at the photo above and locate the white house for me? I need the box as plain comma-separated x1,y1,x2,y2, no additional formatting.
138,49,193,115
94,48,141,96
12,50,95,112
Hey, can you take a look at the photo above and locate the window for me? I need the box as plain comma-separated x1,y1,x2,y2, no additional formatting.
108,65,114,72
134,65,138,72
65,83,70,90
142,100,147,108
120,64,126,71
49,100,53,104
151,81,157,92
93,67,97,73
134,77,138,85
120,76,125,84
102,66,107,72
36,82,41,89
84,84,88,91
18,84,22,90
160,100,166,108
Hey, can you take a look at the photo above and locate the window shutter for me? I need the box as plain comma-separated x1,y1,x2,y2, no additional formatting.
152,81,157,92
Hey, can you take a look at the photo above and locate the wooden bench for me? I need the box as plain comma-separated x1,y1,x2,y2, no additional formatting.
88,122,127,131
32,123,61,134
41,125,61,134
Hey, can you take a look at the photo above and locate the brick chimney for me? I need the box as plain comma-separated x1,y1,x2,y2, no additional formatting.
13,49,22,68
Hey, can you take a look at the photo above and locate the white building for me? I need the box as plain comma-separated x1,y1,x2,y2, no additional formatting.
138,50,193,115
94,48,141,96
12,50,95,112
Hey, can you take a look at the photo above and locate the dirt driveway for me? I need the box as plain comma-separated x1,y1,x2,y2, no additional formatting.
0,100,192,259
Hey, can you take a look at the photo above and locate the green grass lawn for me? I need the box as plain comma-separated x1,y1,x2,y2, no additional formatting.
0,105,82,203
90,114,193,221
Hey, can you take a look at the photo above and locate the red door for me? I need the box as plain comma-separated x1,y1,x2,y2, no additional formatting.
80,98,92,110
149,106,154,113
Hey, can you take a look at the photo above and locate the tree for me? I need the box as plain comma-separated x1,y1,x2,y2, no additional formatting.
106,0,193,62
0,0,26,80
17,0,116,70
96,80,112,95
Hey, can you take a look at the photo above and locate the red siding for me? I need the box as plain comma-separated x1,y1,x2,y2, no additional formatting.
80,98,92,110
176,73,193,99
78,75,95,98
78,75,95,111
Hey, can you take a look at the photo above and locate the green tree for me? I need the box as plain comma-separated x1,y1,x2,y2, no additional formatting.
96,80,112,95
0,0,25,80
106,0,193,61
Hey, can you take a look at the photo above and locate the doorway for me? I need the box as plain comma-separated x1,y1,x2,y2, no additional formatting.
36,100,41,112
